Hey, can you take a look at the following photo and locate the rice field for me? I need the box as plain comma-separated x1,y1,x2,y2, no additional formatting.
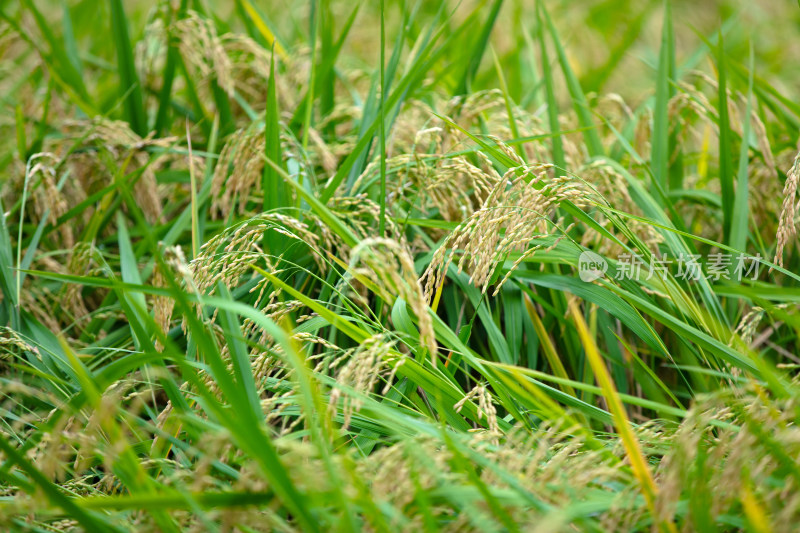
1,0,800,531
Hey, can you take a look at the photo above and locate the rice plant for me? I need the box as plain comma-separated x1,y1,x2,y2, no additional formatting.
1,0,799,531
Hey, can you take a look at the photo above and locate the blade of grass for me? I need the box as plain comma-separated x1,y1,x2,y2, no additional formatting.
237,0,289,59
568,300,671,532
378,0,386,236
0,195,18,327
301,0,319,152
540,1,603,157
154,0,188,135
263,48,286,210
19,0,90,103
109,0,146,135
60,0,82,77
716,30,734,243
186,120,200,258
652,0,675,192
533,11,565,171
522,292,576,396
729,47,754,257
454,0,503,95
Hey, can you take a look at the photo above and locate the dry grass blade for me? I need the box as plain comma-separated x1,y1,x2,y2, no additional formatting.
568,299,674,533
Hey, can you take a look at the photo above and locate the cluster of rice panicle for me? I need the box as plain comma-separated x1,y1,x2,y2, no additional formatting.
658,73,787,243
65,118,179,224
454,383,501,444
15,241,114,337
0,327,38,360
191,215,301,297
23,153,74,248
173,11,234,98
671,73,748,141
189,212,341,300
353,436,456,529
329,194,402,240
348,388,800,531
347,421,643,531
2,378,160,503
10,118,202,335
12,118,199,251
5,373,800,532
729,301,796,350
211,122,321,220
775,151,800,268
725,302,793,389
167,10,301,118
347,238,437,362
329,333,403,428
684,71,777,169
210,122,272,218
655,387,800,530
5,2,800,531
387,91,584,226
182,213,346,401
422,159,596,298
150,245,192,351
60,242,103,330
468,423,645,532
731,306,768,349
578,160,663,256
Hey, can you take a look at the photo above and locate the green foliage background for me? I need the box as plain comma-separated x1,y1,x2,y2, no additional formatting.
0,0,799,531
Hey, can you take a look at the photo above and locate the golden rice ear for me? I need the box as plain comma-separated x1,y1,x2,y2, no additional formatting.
210,123,267,219
171,11,297,119
454,383,501,445
0,326,39,360
329,333,402,429
58,242,108,333
421,162,596,299
56,118,180,227
348,238,438,364
577,161,663,257
774,152,800,269
184,211,344,346
25,153,74,249
151,245,188,352
189,213,325,299
174,11,235,98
